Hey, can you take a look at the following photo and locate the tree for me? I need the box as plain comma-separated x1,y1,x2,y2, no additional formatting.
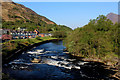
64,15,118,59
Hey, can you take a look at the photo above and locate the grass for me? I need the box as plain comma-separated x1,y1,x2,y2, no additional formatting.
2,37,57,59
3,37,57,44
2,37,58,80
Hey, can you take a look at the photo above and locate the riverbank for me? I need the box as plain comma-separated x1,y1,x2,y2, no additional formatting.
64,51,119,79
3,40,118,80
2,37,62,64
70,53,118,68
2,38,119,79
81,55,119,79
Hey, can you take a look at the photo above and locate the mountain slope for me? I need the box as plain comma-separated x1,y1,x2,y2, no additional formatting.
2,1,72,34
2,1,55,24
106,13,120,24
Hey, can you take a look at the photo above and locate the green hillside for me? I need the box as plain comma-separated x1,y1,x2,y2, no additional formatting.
64,15,119,64
2,2,72,34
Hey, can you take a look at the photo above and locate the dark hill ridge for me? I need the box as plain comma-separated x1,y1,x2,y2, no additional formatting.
106,13,120,24
2,1,55,24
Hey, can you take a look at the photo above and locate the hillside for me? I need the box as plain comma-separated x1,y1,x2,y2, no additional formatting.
64,15,119,79
2,1,72,34
64,15,118,66
2,1,55,24
106,13,120,24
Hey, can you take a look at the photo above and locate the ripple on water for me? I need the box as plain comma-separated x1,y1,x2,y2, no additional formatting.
3,41,116,80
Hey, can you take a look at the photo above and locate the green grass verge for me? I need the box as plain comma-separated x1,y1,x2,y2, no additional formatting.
2,37,57,59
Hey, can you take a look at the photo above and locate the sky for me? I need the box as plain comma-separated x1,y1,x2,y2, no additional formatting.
14,2,118,29
12,0,120,2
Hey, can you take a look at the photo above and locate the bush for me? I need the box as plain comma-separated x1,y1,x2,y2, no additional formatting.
52,31,67,38
64,15,118,59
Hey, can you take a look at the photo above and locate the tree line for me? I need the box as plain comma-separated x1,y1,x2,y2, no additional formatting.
64,15,119,61
2,19,72,38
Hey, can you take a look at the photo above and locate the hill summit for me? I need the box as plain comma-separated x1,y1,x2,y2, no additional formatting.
106,12,120,24
2,1,55,24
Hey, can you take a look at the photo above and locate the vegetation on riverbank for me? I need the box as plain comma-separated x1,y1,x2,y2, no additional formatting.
51,25,72,38
2,73,15,80
64,15,119,66
2,37,57,61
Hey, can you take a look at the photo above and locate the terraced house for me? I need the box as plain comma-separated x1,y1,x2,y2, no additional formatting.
1,28,53,41
11,30,37,39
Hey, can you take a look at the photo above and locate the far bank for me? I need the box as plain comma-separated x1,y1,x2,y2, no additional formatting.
2,37,62,64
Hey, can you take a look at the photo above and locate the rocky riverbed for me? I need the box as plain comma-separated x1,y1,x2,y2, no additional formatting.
2,41,119,80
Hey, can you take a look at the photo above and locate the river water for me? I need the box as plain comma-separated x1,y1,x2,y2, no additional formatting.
3,41,117,80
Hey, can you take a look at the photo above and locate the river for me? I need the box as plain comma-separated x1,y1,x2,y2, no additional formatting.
3,41,117,80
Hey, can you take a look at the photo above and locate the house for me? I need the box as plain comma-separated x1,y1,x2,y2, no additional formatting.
2,34,12,40
2,29,11,34
45,33,52,37
30,31,36,38
18,27,26,31
1,28,53,40
34,29,39,35
0,29,12,40
37,33,52,37
38,33,45,37
11,30,37,39
0,35,2,40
